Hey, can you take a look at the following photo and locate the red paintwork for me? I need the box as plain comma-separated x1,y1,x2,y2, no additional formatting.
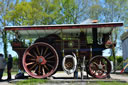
4,23,123,31
36,56,47,65
22,42,59,78
89,55,111,79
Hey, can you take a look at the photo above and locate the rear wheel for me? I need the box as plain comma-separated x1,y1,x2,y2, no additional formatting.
22,42,59,78
88,55,111,79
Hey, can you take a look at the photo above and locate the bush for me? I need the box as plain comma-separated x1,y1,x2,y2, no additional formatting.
12,56,19,72
108,56,123,70
108,56,114,61
116,56,123,63
108,56,123,63
13,56,18,63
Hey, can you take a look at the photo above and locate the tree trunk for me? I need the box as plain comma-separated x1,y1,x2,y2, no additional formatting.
2,30,8,58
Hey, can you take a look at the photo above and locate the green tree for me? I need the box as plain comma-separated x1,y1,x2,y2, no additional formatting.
103,0,128,72
105,0,128,22
6,0,62,25
86,0,103,20
60,0,89,24
6,1,39,25
0,0,17,58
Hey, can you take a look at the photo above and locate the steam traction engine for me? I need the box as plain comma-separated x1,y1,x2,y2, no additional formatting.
4,22,123,79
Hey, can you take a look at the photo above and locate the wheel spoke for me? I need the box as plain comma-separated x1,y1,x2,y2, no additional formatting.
38,65,41,75
42,67,46,75
33,50,38,57
99,61,102,65
36,46,40,56
47,64,54,69
34,65,38,74
29,63,37,70
46,55,55,59
41,48,43,56
28,59,36,61
44,52,51,58
47,60,54,63
101,68,105,72
43,47,48,56
27,52,35,58
44,65,49,71
26,62,35,66
93,62,98,67
92,70,96,75
102,64,106,67
98,58,101,64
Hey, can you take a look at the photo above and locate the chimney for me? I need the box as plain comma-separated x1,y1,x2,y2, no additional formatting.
92,20,98,23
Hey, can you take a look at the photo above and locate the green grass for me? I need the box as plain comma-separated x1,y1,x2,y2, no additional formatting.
3,72,17,76
15,81,128,85
15,78,47,85
97,82,128,85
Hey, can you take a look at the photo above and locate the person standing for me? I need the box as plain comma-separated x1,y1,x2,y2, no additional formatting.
0,53,6,81
7,54,13,80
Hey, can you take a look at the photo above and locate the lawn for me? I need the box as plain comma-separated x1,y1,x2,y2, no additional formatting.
12,80,128,85
97,81,128,85
3,72,18,76
14,78,47,85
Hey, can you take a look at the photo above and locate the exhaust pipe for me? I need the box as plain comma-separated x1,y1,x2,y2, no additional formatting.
62,53,77,74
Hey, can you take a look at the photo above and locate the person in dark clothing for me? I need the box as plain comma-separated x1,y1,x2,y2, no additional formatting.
0,53,6,81
7,54,13,80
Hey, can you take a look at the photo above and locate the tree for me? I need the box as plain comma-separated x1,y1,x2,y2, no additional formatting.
85,0,103,21
101,0,128,73
59,0,89,24
101,0,128,22
6,1,39,25
0,0,17,58
35,0,62,25
6,0,63,25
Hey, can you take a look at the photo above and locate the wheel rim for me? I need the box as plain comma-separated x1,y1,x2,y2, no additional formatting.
89,56,111,79
22,42,59,78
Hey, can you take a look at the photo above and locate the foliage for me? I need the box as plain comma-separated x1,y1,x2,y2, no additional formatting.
108,56,114,61
108,56,123,70
13,56,18,63
5,0,62,25
108,56,123,62
0,0,17,58
3,72,17,76
116,56,123,63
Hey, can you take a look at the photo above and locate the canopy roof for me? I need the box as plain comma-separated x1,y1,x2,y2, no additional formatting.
4,22,123,38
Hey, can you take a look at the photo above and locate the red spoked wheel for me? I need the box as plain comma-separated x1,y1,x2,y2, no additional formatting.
89,55,111,79
22,42,59,78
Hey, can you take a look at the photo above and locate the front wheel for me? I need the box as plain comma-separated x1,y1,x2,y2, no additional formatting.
88,55,111,79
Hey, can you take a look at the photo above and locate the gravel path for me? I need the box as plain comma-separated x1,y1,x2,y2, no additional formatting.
111,74,128,82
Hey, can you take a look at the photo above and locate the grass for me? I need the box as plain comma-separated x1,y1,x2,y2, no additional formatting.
3,72,17,76
14,81,128,85
14,78,47,85
97,81,128,85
